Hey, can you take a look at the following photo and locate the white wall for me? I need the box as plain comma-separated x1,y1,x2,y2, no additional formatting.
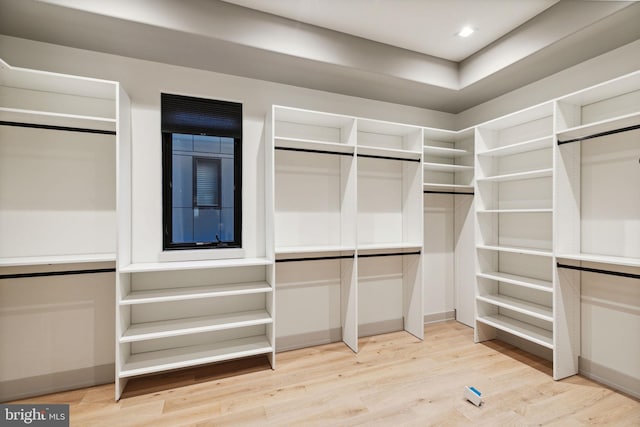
0,35,454,399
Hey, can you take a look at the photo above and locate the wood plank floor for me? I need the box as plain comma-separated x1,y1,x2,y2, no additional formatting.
9,321,640,426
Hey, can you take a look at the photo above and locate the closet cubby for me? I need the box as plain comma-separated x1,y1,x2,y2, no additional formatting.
271,106,357,254
275,253,357,352
0,59,121,265
423,127,474,192
356,156,422,250
555,71,640,268
116,259,275,397
356,118,422,158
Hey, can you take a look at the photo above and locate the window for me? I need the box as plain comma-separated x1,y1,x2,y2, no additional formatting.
161,94,242,250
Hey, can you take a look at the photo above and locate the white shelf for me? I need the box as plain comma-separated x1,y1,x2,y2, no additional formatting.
273,105,354,128
120,310,272,343
275,245,355,256
477,271,552,293
118,335,273,378
119,258,272,273
477,209,552,214
423,145,468,156
477,314,553,349
478,136,553,157
423,162,473,172
423,183,474,192
0,107,116,132
477,168,553,183
477,294,553,322
0,253,116,267
274,137,354,154
357,145,421,161
556,253,640,268
357,242,422,252
121,281,272,305
477,244,552,257
556,112,640,142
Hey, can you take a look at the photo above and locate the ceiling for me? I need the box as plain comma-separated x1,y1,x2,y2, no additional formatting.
0,0,639,113
221,0,561,62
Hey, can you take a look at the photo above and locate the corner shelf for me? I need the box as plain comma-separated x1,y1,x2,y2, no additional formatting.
423,145,468,156
423,162,473,172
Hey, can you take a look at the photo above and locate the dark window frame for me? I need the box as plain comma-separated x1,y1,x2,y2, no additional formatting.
161,94,242,250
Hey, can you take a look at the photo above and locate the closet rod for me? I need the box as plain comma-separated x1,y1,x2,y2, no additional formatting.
274,146,353,157
276,254,354,263
357,153,421,163
359,251,420,258
557,123,640,145
423,190,474,196
0,120,117,135
556,263,640,280
0,267,116,280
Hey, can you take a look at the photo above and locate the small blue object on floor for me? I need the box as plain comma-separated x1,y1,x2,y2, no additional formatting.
464,386,483,406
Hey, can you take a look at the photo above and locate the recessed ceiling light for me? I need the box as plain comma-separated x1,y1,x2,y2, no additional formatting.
457,26,475,38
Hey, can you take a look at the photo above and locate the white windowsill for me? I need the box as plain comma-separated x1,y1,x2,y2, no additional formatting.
158,248,246,263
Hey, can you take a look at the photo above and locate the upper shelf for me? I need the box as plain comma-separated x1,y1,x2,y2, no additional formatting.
0,59,117,100
274,137,354,155
478,136,553,157
0,107,117,133
423,145,469,157
556,112,640,144
119,258,272,273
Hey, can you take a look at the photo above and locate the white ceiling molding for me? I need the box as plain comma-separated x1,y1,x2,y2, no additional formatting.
0,0,638,112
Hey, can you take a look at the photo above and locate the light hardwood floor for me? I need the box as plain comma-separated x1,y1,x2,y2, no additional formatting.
9,321,640,426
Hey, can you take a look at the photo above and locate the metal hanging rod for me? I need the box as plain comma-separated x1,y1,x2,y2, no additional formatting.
357,153,421,163
0,268,116,280
557,123,640,145
424,190,474,196
276,254,354,263
557,263,640,280
274,146,353,157
0,120,117,135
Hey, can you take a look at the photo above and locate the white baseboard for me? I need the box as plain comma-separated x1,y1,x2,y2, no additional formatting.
579,357,640,400
423,311,456,324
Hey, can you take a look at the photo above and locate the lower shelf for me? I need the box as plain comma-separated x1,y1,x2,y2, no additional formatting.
120,310,273,343
477,294,553,322
119,335,273,378
477,314,553,349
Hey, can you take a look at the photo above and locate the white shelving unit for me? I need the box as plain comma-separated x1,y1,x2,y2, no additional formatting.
356,118,424,340
473,101,578,379
268,106,424,353
553,71,640,383
0,58,121,264
115,259,275,398
423,127,475,192
269,106,358,352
